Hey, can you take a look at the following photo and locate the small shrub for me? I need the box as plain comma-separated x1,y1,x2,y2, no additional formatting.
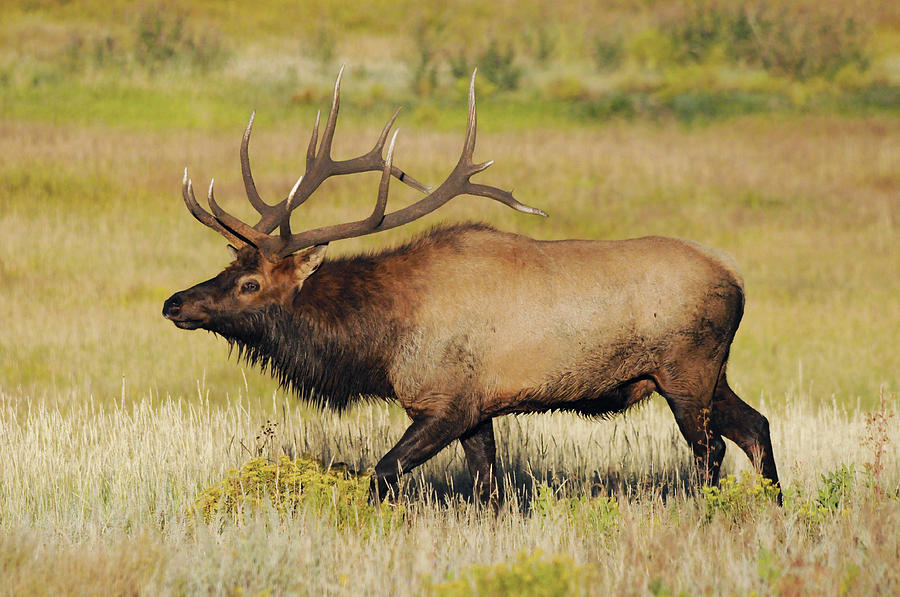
409,14,443,96
308,24,337,71
134,5,228,74
626,28,680,70
569,494,620,534
665,90,775,123
787,465,857,529
544,76,590,102
701,472,780,522
584,91,638,120
816,464,855,511
531,25,557,64
424,550,587,597
839,85,900,114
862,387,895,500
594,37,624,71
479,39,521,92
661,1,871,80
448,50,472,81
192,455,402,529
530,483,558,518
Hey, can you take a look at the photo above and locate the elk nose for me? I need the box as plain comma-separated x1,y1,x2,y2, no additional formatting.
162,293,183,318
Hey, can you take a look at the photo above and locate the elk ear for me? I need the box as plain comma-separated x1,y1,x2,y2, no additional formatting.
292,244,328,279
226,245,239,260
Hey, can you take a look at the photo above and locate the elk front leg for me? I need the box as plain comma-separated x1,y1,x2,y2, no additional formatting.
371,396,472,500
460,418,498,503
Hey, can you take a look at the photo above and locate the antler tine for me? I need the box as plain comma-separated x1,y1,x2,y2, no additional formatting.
241,110,288,226
328,108,431,192
240,112,269,215
371,108,401,158
367,129,398,229
181,68,539,258
206,178,274,250
269,130,400,258
318,64,344,163
305,110,320,176
181,169,248,249
462,68,478,160
370,109,432,194
279,176,304,240
252,66,429,236
373,70,548,227
468,182,550,216
273,70,547,256
256,67,343,228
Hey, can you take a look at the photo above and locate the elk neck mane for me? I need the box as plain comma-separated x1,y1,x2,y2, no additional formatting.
216,223,494,409
218,254,401,409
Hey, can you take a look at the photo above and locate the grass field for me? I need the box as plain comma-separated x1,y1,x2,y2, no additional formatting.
1,390,898,595
1,1,898,594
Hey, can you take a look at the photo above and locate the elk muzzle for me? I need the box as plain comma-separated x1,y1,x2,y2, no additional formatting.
162,291,205,329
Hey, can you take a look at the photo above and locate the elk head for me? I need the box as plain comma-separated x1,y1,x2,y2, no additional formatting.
162,244,327,331
162,69,547,333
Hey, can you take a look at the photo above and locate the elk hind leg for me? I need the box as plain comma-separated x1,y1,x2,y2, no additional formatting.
657,372,727,487
459,418,498,503
712,375,781,499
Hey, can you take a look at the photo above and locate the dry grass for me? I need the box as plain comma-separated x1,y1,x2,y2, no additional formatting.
0,387,897,595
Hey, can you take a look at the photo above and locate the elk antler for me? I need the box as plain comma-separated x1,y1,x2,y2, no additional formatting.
183,69,548,261
182,65,429,251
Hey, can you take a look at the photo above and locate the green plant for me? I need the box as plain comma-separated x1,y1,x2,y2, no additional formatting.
756,546,783,588
448,50,472,81
816,464,855,511
134,5,228,74
479,39,521,92
531,483,620,533
626,28,680,70
648,578,691,597
661,1,871,80
424,550,587,596
788,465,857,529
862,387,895,500
308,24,337,71
543,76,589,102
409,13,443,96
532,25,557,64
701,472,780,522
192,455,402,529
584,91,638,120
569,494,620,533
594,37,624,71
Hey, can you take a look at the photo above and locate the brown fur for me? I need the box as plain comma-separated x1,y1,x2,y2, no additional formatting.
163,222,780,501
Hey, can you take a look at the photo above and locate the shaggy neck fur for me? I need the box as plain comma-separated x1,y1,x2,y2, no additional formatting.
214,255,402,410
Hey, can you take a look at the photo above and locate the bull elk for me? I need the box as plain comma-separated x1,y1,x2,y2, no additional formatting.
163,69,780,502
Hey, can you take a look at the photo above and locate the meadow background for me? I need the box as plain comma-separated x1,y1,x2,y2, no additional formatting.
1,0,898,594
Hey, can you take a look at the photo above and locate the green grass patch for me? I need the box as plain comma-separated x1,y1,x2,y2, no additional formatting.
424,550,588,597
530,483,620,535
193,454,403,530
1,0,898,131
701,473,781,523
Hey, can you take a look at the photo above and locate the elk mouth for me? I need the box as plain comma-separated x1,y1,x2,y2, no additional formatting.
171,318,205,330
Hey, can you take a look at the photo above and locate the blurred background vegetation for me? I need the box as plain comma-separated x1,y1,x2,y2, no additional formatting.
0,0,897,408
2,0,899,128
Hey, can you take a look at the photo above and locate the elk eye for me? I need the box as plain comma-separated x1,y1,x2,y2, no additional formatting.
240,280,260,294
